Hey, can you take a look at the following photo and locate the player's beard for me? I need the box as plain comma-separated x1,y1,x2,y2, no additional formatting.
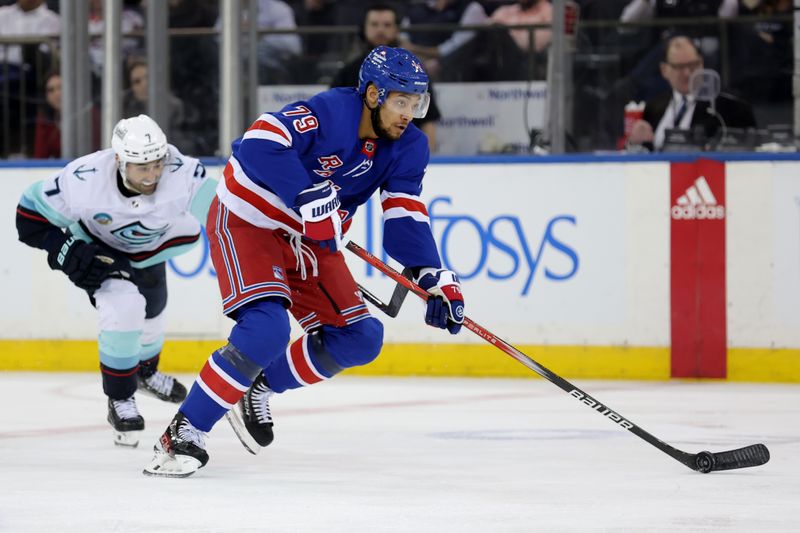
134,182,158,195
370,105,401,141
124,175,158,195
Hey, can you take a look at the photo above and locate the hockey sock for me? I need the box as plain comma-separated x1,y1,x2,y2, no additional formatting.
264,318,383,392
180,298,290,431
263,332,341,392
137,354,160,378
101,363,139,400
98,329,142,400
180,344,263,432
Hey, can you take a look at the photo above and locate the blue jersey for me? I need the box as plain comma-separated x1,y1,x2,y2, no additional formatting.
216,87,441,269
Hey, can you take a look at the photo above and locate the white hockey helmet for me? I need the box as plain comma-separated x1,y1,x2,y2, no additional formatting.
111,114,168,170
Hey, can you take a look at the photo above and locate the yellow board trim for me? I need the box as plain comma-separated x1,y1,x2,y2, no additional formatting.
1,340,797,382
0,340,667,379
728,348,800,383
345,344,671,380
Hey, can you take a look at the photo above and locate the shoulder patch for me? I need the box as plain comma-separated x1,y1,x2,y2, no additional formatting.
72,164,97,181
166,157,184,173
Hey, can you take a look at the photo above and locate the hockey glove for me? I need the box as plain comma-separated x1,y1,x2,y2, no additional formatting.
45,233,132,291
416,267,464,335
295,181,343,251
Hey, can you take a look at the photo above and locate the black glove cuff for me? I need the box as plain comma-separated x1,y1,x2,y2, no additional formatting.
43,230,74,272
42,228,68,255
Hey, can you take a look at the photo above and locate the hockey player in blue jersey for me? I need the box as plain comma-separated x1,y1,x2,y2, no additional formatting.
144,46,465,477
15,114,218,448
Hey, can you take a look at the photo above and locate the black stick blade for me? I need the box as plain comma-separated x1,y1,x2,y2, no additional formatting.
694,444,770,473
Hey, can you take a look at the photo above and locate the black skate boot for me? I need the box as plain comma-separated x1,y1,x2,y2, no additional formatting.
225,373,274,455
143,412,209,478
107,396,145,447
137,369,187,403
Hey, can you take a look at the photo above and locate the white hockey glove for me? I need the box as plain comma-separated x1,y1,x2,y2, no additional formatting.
295,181,343,251
416,267,465,335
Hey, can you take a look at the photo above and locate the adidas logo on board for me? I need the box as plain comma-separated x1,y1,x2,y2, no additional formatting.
671,176,725,220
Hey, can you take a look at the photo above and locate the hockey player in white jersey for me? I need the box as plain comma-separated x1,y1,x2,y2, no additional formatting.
15,114,217,447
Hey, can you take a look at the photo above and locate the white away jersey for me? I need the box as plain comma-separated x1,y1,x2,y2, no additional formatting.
23,145,216,268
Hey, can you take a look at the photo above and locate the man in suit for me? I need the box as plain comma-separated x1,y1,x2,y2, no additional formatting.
627,35,756,150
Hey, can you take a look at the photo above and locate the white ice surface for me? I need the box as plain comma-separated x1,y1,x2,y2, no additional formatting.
0,373,797,533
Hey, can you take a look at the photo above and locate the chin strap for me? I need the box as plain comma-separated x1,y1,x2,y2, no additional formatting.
118,162,137,193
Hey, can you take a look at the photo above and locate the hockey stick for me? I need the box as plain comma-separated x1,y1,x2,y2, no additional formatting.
346,241,770,473
357,268,413,318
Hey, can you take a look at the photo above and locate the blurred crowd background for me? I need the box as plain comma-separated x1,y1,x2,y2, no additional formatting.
0,0,794,158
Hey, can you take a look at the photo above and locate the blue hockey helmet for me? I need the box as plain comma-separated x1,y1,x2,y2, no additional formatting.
358,45,430,118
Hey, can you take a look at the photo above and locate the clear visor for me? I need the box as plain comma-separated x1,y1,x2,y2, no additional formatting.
384,91,430,119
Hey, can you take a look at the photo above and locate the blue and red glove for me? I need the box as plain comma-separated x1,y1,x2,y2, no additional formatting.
295,181,342,251
416,267,464,335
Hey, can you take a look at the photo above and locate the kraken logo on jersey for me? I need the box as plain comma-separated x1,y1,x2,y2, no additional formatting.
111,221,170,247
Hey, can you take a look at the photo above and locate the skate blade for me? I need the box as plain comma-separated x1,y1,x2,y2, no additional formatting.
142,447,202,478
225,408,261,456
112,429,141,448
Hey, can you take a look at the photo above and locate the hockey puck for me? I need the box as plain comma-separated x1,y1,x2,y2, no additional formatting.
695,451,715,473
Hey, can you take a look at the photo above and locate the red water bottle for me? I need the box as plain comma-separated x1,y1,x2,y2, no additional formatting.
618,101,645,149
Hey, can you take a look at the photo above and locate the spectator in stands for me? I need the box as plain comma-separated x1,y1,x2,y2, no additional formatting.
620,0,738,85
122,60,193,152
574,0,630,49
330,3,442,152
731,0,792,106
298,0,338,58
627,36,756,151
255,0,302,77
0,0,60,157
400,0,487,80
168,0,219,154
214,0,302,83
0,0,60,67
33,71,101,158
489,0,553,54
32,71,62,159
480,0,552,80
621,0,738,21
88,0,144,78
168,0,218,28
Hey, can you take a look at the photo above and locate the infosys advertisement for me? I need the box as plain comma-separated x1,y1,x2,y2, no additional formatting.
0,162,645,345
163,163,630,344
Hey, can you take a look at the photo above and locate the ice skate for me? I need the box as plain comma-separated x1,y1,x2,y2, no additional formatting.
143,412,208,478
107,396,144,447
225,373,274,455
137,370,187,403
